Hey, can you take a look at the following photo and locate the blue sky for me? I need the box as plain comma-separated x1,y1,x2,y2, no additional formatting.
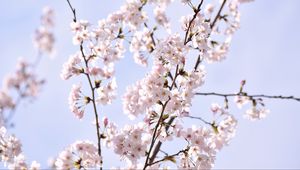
1,0,300,169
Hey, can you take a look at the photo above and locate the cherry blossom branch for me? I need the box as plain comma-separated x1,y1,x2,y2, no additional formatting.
66,1,103,169
143,99,170,170
148,0,228,165
148,0,206,165
184,0,204,44
195,92,300,102
4,51,44,127
80,44,103,163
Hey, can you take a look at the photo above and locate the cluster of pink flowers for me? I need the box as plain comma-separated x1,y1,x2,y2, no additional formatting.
0,58,45,126
130,28,153,66
34,6,55,55
3,59,44,98
54,140,101,169
233,81,270,121
106,123,151,165
57,0,272,169
0,0,279,169
0,91,14,114
0,7,56,169
0,127,40,169
0,6,55,127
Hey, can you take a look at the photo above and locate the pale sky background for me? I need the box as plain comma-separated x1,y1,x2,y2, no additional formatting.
1,0,300,169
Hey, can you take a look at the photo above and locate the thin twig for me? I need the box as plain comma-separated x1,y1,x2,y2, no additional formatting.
66,0,77,22
65,1,102,169
149,147,189,166
184,0,204,45
195,92,300,102
185,115,212,125
211,0,227,28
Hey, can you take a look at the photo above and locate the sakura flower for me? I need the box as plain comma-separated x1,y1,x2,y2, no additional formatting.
34,6,55,54
60,52,83,80
130,28,153,66
30,161,40,170
0,127,22,164
7,154,27,170
154,34,188,66
153,7,170,29
55,141,101,169
55,150,73,170
211,114,238,150
245,107,270,121
96,78,117,105
68,83,85,119
34,27,55,54
234,95,250,108
71,140,101,168
0,90,15,110
107,123,150,164
205,4,215,15
206,38,231,63
120,0,148,30
210,103,227,115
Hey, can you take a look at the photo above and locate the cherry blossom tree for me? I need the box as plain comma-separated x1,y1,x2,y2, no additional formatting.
0,0,299,169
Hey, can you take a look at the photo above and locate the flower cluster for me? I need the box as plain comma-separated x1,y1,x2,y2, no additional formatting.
175,104,237,169
233,80,270,121
68,83,85,119
130,28,154,66
0,127,40,170
104,123,151,166
0,91,15,114
244,105,270,121
58,0,272,169
34,6,55,55
3,58,44,98
62,16,125,118
54,140,101,169
0,58,45,126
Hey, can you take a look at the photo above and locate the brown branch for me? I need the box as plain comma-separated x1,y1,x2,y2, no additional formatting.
184,0,204,45
143,99,170,170
210,0,227,28
80,44,103,164
66,1,102,169
66,0,77,22
195,92,300,102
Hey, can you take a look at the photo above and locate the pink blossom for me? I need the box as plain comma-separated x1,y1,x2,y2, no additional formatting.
68,83,84,119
